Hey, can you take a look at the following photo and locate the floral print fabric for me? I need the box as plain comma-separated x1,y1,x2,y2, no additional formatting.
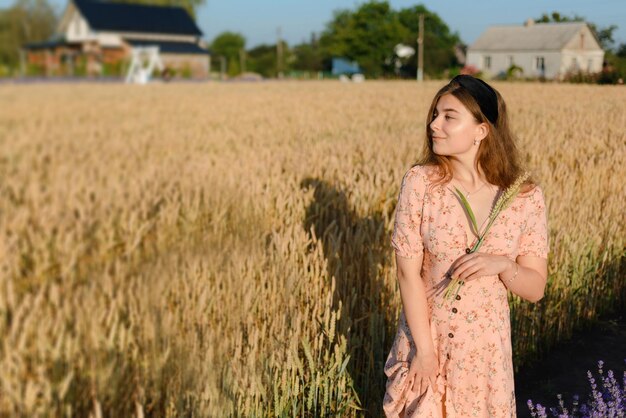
383,164,549,417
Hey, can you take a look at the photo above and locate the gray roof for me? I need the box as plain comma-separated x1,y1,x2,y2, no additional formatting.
469,22,597,52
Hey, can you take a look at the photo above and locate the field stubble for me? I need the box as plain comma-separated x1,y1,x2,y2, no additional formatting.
0,81,624,416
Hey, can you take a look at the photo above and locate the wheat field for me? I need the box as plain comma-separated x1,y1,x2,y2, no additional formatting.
0,81,624,416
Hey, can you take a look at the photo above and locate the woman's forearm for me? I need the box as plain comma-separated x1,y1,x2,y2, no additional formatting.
499,258,546,302
397,269,435,353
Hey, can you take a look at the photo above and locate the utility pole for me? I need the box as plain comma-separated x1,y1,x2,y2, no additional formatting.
276,26,283,78
239,48,246,74
220,56,226,80
417,13,424,82
19,49,26,78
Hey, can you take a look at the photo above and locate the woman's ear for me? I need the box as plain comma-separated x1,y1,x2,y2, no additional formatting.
475,122,489,141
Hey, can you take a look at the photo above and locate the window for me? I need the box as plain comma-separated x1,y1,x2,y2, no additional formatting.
588,59,593,71
535,57,545,71
508,55,514,67
484,56,491,69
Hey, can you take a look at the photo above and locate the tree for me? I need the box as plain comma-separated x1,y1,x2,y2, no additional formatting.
292,37,324,73
534,12,618,51
396,5,462,78
210,31,245,76
246,44,275,77
319,1,408,77
590,24,618,52
317,1,460,78
110,0,204,19
245,40,295,78
0,0,57,72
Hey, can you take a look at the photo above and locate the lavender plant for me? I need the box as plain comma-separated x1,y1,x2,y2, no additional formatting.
527,360,625,418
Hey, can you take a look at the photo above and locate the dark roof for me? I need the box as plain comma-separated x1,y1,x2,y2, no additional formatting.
24,39,68,49
74,0,202,36
125,38,208,54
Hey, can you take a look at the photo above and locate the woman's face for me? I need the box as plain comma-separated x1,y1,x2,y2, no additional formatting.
429,93,487,158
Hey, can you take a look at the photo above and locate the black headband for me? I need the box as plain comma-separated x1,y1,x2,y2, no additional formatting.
451,75,499,124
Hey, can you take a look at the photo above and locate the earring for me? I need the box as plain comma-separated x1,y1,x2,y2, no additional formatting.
473,139,479,145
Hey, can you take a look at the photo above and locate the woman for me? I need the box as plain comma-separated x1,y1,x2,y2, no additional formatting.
383,75,549,417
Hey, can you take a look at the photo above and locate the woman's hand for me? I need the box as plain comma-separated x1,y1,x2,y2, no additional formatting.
449,253,513,282
407,350,438,397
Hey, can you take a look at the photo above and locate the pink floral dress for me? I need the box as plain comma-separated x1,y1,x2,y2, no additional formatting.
383,164,549,417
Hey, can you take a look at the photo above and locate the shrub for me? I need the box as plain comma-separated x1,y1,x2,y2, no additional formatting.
563,70,598,84
101,61,124,77
460,64,481,77
74,56,87,77
180,64,192,79
506,64,523,80
26,63,45,76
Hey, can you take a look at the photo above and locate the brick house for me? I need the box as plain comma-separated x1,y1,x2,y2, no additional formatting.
23,0,210,78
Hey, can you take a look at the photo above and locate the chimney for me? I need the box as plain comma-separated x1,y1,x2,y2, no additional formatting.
524,18,535,27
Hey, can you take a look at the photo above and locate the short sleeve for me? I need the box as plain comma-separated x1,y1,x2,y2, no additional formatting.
391,166,425,259
518,185,549,259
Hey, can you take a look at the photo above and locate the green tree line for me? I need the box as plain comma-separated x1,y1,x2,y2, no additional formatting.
1,0,625,80
210,2,464,79
199,4,626,80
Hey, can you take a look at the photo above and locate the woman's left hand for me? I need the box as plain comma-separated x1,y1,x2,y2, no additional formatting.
449,252,512,282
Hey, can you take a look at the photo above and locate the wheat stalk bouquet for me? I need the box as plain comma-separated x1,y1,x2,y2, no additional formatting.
443,171,532,301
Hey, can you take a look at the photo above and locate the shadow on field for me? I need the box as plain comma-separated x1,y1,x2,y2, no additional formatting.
300,178,626,417
301,177,395,416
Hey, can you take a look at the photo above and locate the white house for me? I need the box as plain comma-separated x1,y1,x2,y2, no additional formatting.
466,20,605,80
24,0,210,78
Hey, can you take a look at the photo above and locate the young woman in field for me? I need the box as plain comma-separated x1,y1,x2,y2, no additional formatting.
383,75,549,417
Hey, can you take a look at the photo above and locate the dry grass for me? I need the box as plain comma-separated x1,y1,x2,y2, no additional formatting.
0,81,624,416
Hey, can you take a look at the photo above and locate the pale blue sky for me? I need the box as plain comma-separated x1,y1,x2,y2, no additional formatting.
2,0,625,48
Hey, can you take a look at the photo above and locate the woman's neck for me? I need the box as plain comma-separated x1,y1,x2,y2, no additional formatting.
449,160,485,187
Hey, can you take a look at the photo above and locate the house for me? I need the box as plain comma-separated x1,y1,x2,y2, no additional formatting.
466,20,605,80
23,0,210,78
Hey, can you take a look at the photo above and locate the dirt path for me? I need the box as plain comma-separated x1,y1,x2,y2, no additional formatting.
514,313,626,417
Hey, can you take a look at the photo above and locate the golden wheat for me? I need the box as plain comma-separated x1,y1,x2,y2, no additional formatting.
0,81,623,416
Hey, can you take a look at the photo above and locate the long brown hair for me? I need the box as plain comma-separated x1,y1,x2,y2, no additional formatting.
416,78,536,194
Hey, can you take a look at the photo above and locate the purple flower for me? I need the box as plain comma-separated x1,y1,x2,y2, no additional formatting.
536,404,548,418
527,360,624,418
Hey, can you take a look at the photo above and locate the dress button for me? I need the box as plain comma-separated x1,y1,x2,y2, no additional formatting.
447,353,451,359
455,295,461,300
448,333,454,338
452,308,458,313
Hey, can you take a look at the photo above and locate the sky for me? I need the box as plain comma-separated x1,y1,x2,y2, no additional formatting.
2,0,625,48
